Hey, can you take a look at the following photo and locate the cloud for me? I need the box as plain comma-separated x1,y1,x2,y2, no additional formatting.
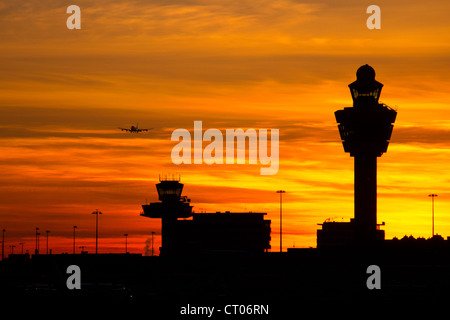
0,0,321,46
392,126,450,145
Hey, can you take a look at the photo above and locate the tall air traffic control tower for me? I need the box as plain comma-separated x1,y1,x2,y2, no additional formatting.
317,65,397,248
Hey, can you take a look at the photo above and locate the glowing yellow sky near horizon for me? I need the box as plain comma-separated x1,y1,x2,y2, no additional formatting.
1,0,450,254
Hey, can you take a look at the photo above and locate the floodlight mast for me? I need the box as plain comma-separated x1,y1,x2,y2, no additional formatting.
429,194,438,237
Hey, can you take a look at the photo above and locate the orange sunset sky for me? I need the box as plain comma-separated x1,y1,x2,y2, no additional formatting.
1,0,450,255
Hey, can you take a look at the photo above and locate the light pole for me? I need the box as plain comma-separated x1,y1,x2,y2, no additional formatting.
73,226,77,254
19,242,24,255
46,230,50,254
1,229,5,260
276,190,286,252
429,194,438,237
124,234,128,254
91,209,102,254
151,231,155,256
35,227,40,255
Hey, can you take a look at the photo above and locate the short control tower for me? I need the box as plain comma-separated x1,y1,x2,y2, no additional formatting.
141,176,193,255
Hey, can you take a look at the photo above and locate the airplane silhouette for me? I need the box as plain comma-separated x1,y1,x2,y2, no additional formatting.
119,123,153,133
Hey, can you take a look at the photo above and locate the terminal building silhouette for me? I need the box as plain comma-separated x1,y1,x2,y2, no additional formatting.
317,64,397,248
141,177,271,255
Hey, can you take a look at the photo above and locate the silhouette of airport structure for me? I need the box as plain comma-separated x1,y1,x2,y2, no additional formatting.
317,64,397,248
3,65,450,311
141,177,271,255
139,66,399,254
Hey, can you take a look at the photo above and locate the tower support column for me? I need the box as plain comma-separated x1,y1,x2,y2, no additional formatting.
354,153,377,242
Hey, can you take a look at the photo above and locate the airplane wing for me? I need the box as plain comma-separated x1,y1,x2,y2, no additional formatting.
137,128,153,132
119,128,130,132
